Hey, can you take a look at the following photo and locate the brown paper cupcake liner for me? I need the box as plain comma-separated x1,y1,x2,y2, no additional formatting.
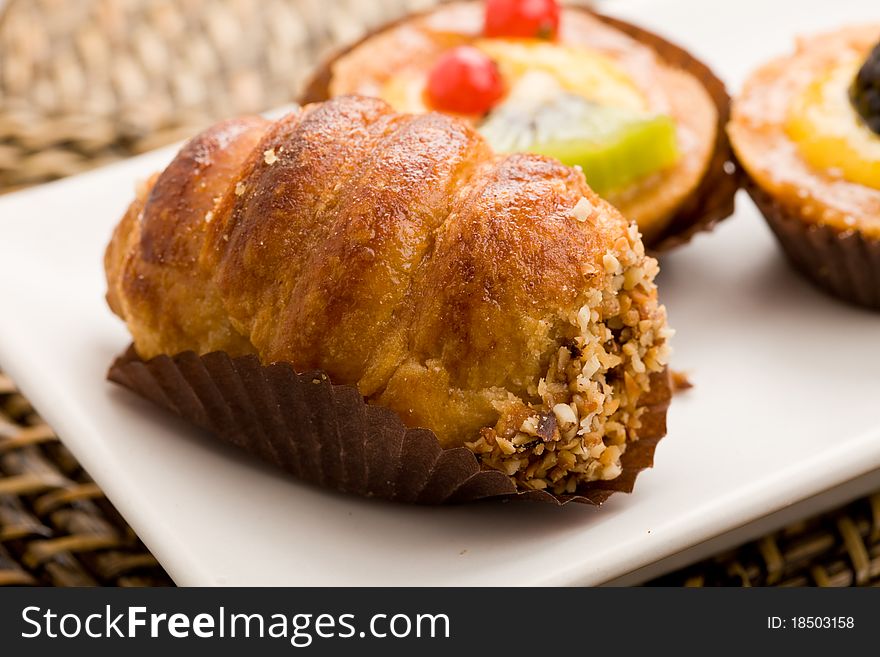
299,5,740,252
108,347,672,505
745,177,880,310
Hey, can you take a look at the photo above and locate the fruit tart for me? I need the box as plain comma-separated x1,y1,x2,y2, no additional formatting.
729,25,880,309
303,0,738,249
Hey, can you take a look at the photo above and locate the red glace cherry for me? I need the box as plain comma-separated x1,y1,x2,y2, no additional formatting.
425,46,505,115
484,0,561,40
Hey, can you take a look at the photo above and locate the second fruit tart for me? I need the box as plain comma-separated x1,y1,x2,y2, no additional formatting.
303,0,738,250
729,25,880,309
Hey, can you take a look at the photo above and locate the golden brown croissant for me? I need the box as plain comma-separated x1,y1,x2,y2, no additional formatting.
106,95,671,494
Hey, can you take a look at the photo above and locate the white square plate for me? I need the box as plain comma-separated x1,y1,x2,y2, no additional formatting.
1,0,879,586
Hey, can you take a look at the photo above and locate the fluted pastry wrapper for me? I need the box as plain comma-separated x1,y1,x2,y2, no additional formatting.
301,7,739,252
108,347,671,505
745,178,880,309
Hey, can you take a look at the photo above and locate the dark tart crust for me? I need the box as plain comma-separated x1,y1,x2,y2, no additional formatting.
745,177,880,309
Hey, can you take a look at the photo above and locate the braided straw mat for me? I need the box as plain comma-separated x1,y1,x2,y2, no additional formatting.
1,0,879,586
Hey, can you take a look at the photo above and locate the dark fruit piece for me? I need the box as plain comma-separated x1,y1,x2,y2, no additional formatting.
850,40,880,135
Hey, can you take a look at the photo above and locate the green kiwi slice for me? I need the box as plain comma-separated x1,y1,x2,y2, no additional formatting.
479,90,679,195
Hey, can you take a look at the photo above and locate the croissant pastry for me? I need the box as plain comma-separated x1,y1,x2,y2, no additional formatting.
106,95,672,495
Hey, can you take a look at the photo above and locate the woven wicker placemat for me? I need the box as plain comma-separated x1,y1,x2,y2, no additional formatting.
0,375,173,586
0,0,442,191
1,0,878,587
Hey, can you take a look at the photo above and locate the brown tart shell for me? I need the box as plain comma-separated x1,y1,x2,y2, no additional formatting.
109,347,672,505
744,176,880,309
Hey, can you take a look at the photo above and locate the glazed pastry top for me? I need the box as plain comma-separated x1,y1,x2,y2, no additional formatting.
105,96,669,453
328,2,717,243
729,24,880,238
